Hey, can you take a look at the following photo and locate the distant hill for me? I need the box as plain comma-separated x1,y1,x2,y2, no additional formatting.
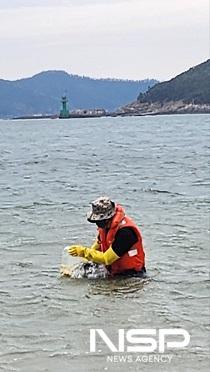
0,71,157,118
118,60,210,115
137,59,210,104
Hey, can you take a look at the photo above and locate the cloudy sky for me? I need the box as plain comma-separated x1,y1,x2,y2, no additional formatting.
0,0,209,81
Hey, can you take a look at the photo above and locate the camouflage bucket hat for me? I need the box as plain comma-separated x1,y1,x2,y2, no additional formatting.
87,196,116,222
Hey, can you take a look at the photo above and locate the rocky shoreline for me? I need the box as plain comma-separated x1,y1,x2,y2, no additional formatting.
10,100,210,120
116,100,210,116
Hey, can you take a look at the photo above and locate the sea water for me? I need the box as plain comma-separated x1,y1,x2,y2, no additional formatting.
0,115,209,372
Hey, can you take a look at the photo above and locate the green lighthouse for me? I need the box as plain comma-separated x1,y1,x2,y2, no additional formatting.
59,95,70,118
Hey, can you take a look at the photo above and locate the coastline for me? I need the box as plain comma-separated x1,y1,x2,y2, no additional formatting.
116,100,210,116
2,100,208,120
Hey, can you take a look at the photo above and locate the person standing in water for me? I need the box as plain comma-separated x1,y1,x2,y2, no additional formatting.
68,196,146,277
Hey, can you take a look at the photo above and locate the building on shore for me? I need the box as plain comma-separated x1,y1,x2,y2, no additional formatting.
70,108,106,117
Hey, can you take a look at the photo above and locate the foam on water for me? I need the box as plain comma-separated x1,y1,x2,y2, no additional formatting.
60,246,109,279
60,261,108,279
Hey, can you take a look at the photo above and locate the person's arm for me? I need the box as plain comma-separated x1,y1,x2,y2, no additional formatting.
112,228,138,256
68,245,119,265
91,239,100,250
68,228,138,265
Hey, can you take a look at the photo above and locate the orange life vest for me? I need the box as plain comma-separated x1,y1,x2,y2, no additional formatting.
97,204,145,275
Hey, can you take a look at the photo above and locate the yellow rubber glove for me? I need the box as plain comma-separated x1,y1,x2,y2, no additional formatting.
69,245,119,266
67,239,100,256
91,240,100,250
68,245,86,257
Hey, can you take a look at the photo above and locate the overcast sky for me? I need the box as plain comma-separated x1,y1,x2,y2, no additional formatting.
0,0,209,81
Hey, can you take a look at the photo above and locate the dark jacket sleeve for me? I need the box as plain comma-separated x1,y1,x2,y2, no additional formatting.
112,227,138,257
